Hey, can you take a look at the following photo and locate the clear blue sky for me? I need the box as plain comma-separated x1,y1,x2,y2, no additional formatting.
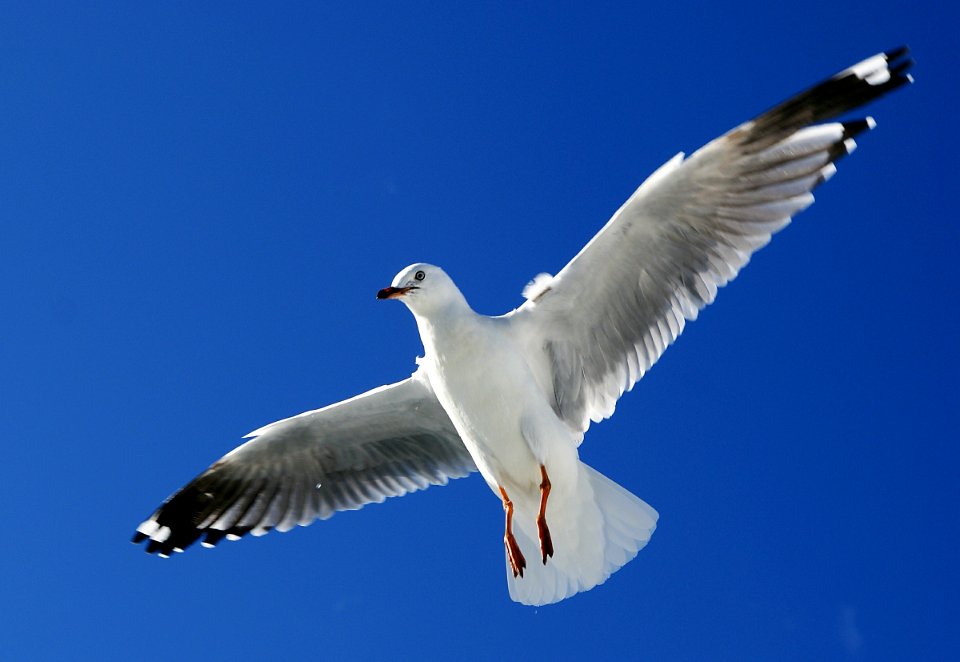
2,2,955,660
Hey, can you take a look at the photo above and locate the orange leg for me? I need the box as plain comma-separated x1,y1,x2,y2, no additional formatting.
538,464,554,564
499,485,526,578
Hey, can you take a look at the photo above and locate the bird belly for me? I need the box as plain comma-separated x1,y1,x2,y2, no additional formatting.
425,327,574,501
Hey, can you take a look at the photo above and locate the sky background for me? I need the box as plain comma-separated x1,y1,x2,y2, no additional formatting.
2,2,956,660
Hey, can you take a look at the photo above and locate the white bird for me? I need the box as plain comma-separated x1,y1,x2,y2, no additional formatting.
134,48,912,605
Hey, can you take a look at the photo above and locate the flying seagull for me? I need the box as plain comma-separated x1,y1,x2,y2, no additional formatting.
133,48,913,606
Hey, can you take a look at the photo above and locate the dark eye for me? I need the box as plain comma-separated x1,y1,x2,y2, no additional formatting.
414,270,426,281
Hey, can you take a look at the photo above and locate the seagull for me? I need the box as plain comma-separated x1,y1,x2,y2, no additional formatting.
133,48,913,606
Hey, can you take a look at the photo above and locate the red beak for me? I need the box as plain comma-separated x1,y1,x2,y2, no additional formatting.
377,286,414,300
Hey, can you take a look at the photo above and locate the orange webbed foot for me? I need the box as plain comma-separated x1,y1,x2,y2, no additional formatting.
537,464,554,564
499,486,527,578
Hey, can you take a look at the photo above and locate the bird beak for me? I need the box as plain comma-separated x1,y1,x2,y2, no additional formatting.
377,286,415,300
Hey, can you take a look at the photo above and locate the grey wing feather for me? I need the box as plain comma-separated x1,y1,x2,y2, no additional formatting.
510,47,912,436
132,368,475,556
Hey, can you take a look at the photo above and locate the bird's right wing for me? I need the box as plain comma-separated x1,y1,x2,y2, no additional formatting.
133,367,476,556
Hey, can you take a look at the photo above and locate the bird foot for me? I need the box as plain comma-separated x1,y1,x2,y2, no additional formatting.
537,516,553,565
499,485,526,578
538,464,554,564
505,531,527,578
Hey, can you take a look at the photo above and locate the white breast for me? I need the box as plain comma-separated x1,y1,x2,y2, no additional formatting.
420,314,544,493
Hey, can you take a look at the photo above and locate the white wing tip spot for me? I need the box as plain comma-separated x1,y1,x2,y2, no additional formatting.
136,519,159,537
843,53,890,85
820,162,838,183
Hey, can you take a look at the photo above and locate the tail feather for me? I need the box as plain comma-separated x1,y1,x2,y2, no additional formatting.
506,462,657,606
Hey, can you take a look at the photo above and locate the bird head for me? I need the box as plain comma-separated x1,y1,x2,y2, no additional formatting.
377,263,466,317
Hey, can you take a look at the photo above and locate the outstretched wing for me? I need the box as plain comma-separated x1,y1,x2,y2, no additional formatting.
510,47,913,436
133,368,475,556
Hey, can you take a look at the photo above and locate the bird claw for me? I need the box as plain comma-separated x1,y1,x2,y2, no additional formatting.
537,517,554,565
499,485,526,578
505,532,526,578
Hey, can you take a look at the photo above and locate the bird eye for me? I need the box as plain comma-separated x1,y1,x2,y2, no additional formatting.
415,270,426,281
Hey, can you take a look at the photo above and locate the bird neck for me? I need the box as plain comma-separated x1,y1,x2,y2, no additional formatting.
412,296,476,352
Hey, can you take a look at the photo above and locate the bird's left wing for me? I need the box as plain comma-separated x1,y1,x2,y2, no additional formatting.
509,47,913,437
133,367,475,556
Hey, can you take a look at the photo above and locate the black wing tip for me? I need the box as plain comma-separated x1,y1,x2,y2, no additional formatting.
834,46,914,91
132,517,258,556
884,45,911,67
131,467,234,557
134,528,199,557
201,529,228,548
818,118,880,165
843,117,876,139
738,46,914,151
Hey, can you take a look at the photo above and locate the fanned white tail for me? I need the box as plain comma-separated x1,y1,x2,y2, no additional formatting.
506,463,658,606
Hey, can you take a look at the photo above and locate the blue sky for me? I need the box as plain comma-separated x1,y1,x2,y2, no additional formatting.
2,2,956,660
